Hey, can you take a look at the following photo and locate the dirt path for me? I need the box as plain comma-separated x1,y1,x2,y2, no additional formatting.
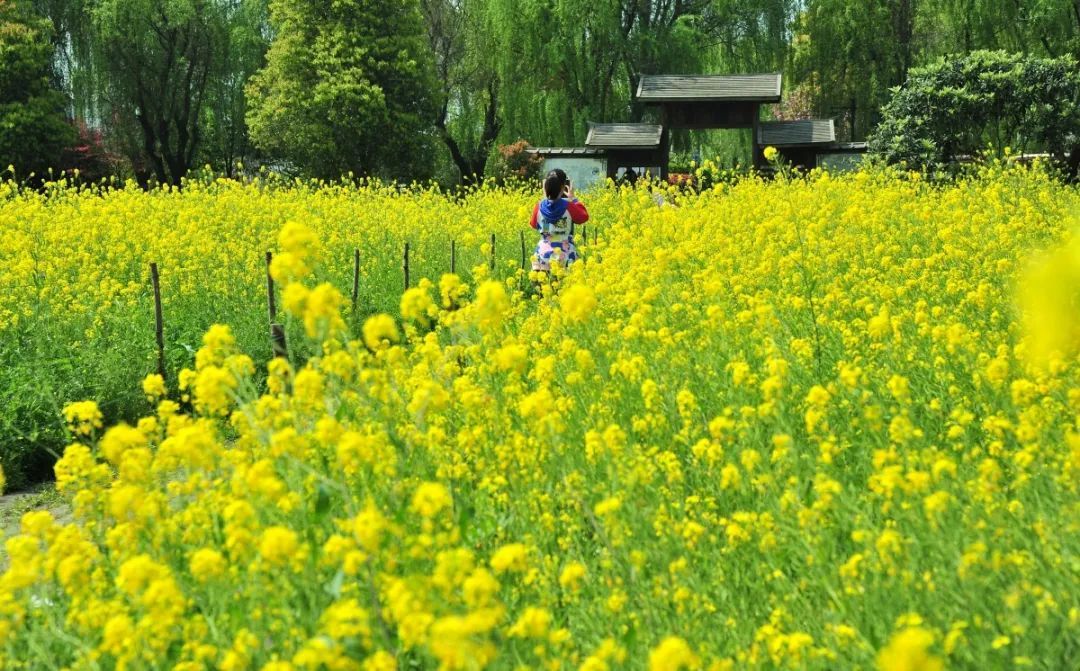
0,483,71,541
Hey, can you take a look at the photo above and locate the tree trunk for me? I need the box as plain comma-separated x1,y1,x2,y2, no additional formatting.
135,96,169,185
894,0,915,83
441,130,473,182
438,78,501,184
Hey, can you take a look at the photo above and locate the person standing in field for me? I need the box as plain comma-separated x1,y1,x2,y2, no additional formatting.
529,168,589,272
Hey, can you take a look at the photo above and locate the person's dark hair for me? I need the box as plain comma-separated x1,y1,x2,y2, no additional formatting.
543,169,567,201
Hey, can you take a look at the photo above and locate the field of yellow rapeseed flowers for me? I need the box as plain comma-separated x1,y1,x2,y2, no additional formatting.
2,164,1080,669
0,177,531,487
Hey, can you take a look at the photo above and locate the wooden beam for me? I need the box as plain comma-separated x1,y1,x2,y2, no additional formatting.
663,101,758,129
752,104,763,168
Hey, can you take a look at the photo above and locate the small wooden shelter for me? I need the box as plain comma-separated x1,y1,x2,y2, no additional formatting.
533,71,868,180
758,119,836,168
757,119,868,170
584,123,665,180
636,73,783,172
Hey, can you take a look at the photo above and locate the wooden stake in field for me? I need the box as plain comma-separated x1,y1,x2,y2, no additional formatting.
489,233,496,271
403,241,410,290
450,239,456,274
149,262,166,381
519,230,527,270
351,248,360,313
265,251,287,358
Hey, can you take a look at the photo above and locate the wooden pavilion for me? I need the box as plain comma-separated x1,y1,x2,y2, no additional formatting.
636,73,783,172
531,71,867,181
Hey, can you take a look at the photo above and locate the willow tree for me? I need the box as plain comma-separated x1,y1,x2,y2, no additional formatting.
484,0,629,146
482,0,794,148
421,0,501,182
920,0,1080,58
791,0,919,140
29,0,267,181
89,0,237,185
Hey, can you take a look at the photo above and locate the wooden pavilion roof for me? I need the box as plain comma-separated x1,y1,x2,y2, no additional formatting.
636,74,782,103
758,119,836,147
584,123,664,150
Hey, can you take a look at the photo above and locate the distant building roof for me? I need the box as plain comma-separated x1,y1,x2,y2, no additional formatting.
759,119,836,146
527,147,605,157
585,123,664,149
637,74,782,103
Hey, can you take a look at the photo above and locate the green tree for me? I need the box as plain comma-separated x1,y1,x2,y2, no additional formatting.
792,0,919,140
483,0,793,148
31,0,269,180
921,0,1080,58
91,0,232,185
485,0,702,145
198,0,268,177
421,0,501,183
0,0,73,177
870,50,1080,175
247,0,438,180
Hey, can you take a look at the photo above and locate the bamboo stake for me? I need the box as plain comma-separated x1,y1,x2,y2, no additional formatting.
489,233,496,271
149,262,166,381
265,251,277,322
266,251,287,358
351,248,360,312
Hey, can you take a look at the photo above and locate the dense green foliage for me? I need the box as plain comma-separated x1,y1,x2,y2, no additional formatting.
21,0,266,185
4,0,1078,181
870,51,1080,171
0,0,73,178
246,0,437,180
91,0,226,185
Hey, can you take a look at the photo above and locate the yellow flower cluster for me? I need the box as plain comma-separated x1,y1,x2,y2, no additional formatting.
2,163,1080,669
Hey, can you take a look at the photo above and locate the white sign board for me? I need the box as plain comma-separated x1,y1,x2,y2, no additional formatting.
544,157,606,192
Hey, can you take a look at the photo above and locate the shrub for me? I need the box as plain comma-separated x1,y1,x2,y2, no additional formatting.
870,51,1080,176
490,140,543,183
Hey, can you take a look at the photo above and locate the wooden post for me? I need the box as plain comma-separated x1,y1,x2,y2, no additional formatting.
351,248,360,312
489,233,496,272
450,239,456,274
751,104,763,169
149,262,166,381
270,323,287,359
660,126,672,180
266,251,287,358
403,242,410,290
265,251,277,322
519,230,527,270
